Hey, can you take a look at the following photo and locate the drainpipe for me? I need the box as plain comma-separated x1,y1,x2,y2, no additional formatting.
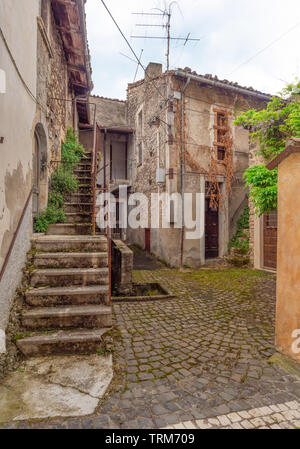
180,76,190,267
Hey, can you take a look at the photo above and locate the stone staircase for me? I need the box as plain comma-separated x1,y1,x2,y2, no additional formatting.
17,151,112,357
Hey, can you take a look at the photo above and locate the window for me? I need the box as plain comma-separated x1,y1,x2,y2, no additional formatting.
214,110,229,161
138,143,143,165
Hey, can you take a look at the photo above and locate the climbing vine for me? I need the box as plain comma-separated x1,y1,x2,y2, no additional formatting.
33,128,85,233
235,80,300,215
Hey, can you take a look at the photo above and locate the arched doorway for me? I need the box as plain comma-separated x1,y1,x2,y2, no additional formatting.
32,123,47,218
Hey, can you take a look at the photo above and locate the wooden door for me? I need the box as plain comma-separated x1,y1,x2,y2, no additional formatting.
145,228,151,252
205,198,219,259
263,211,277,270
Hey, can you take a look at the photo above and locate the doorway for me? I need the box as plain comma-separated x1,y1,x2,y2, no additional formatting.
205,198,219,259
32,123,47,220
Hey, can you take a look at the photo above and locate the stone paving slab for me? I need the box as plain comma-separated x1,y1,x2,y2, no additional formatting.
1,267,300,429
163,400,300,429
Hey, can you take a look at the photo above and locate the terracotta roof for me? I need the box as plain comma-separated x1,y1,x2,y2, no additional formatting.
128,66,271,99
175,68,272,99
267,138,300,170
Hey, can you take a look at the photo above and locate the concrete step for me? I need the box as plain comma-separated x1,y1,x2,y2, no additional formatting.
16,328,110,357
65,212,91,224
34,252,108,269
25,285,109,306
31,267,109,287
22,305,112,330
32,235,107,252
65,202,92,213
46,223,92,235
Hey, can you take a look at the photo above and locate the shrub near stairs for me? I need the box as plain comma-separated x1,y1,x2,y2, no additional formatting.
33,128,85,233
227,207,250,267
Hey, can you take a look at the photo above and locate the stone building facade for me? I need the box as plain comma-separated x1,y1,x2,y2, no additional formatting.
0,0,92,353
125,63,271,267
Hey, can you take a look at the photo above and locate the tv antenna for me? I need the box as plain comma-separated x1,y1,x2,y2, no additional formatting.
131,3,201,71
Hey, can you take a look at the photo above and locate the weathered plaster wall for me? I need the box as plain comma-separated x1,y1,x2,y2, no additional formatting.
0,0,39,348
275,152,300,363
92,96,127,128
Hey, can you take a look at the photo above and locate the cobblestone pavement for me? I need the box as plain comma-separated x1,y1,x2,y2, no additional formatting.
2,266,300,429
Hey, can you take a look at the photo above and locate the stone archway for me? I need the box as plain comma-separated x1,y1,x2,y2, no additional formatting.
32,123,48,217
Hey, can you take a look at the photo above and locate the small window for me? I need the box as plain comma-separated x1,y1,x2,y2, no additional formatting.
138,143,143,166
215,111,229,161
217,113,226,127
217,146,226,161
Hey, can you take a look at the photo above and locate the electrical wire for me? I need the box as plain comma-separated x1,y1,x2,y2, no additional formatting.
228,20,300,76
99,0,169,105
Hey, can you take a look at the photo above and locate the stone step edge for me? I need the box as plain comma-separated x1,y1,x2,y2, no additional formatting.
23,304,112,318
25,285,109,297
16,328,111,346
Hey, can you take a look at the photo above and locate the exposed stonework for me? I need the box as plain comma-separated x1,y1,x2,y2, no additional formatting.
125,63,269,267
111,239,133,294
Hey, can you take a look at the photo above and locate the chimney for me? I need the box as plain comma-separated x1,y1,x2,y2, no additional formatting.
145,62,163,80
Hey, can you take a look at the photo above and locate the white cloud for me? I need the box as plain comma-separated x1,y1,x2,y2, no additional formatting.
86,0,300,99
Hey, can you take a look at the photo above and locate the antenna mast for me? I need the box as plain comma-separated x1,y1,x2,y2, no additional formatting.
132,3,200,71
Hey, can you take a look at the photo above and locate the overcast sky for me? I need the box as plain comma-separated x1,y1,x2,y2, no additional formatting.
86,0,300,100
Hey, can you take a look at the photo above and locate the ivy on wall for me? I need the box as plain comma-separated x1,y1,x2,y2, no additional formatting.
33,128,85,232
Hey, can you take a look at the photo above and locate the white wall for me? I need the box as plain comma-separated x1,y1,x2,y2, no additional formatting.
0,0,39,350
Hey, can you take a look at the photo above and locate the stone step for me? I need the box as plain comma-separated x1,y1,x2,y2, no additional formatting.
74,169,91,176
77,184,92,193
22,305,112,330
16,328,110,357
25,285,109,306
65,212,91,224
65,202,92,213
46,223,92,235
76,177,91,184
34,252,108,269
31,267,109,287
66,193,92,203
77,161,92,167
32,235,107,252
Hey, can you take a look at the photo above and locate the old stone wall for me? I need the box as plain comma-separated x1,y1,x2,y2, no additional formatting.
126,67,269,266
0,0,39,349
36,4,74,166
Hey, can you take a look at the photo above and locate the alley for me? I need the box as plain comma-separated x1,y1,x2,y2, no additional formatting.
3,264,300,429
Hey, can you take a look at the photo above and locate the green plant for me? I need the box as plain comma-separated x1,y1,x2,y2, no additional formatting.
34,128,84,233
234,80,300,215
243,165,278,216
229,207,250,250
